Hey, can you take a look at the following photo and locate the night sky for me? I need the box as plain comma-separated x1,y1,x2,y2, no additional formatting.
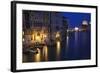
23,10,91,28
61,12,91,28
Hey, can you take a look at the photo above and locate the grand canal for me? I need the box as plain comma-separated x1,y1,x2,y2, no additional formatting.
23,30,91,62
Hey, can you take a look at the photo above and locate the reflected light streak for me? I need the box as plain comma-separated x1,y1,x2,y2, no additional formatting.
67,36,69,47
56,41,61,60
35,48,41,62
43,46,48,61
75,32,78,41
57,41,60,49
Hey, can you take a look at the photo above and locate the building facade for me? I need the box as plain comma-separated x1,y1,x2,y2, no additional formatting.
23,10,68,47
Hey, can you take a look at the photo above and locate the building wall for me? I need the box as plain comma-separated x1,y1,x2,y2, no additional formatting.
23,10,68,45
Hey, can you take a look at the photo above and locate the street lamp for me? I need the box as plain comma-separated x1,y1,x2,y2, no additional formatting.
74,27,79,31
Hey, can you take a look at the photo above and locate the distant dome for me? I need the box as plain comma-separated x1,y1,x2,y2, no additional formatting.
82,20,88,25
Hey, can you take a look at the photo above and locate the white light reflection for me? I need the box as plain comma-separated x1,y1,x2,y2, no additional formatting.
74,27,79,31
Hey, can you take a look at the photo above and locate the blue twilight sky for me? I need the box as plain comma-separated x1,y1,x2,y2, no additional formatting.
61,12,91,28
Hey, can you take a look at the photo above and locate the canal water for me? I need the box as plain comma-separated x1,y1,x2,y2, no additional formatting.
23,30,91,62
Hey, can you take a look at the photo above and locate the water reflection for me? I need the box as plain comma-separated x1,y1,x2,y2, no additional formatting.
34,48,40,62
23,31,91,62
43,46,48,61
66,36,69,52
67,36,69,46
56,41,61,60
74,32,79,58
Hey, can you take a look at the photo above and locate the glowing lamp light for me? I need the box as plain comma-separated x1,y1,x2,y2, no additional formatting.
44,34,47,38
35,35,41,42
82,20,88,25
56,32,60,38
74,27,79,31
